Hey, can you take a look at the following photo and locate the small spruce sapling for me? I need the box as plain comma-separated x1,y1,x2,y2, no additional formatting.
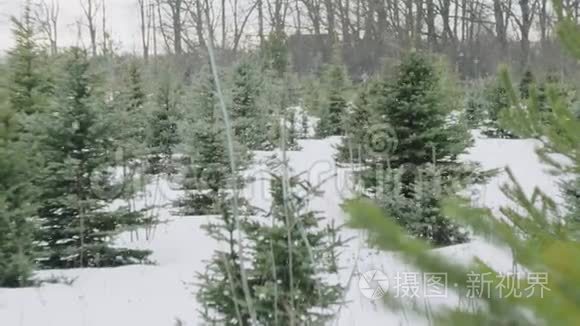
245,160,344,324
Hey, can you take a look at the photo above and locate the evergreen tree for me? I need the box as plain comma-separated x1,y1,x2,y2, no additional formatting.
112,61,148,163
562,177,580,226
378,165,469,246
535,74,575,126
230,61,269,150
178,71,248,215
259,31,302,150
357,53,473,246
519,69,535,99
380,54,471,168
335,81,377,163
262,31,289,78
262,72,301,150
316,58,350,138
302,77,325,117
196,196,254,325
287,108,299,147
0,84,36,287
7,3,50,116
146,69,181,174
269,107,301,151
464,80,488,128
106,60,152,226
34,49,150,269
246,168,344,324
300,109,310,139
121,61,147,113
370,53,471,173
197,162,344,325
482,77,516,138
0,6,50,286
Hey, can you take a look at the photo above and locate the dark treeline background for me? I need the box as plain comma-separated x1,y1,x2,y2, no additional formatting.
22,0,580,80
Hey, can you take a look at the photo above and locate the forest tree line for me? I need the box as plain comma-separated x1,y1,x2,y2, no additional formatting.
26,0,580,78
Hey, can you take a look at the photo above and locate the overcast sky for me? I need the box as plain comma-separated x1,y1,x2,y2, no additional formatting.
0,0,142,55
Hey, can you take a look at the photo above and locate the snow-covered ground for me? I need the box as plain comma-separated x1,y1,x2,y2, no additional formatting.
0,132,562,326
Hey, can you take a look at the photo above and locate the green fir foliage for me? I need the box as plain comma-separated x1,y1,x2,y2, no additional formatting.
197,162,344,325
230,61,270,150
7,4,51,116
316,55,350,138
178,69,249,215
33,49,150,269
0,86,36,287
146,68,181,174
344,53,473,246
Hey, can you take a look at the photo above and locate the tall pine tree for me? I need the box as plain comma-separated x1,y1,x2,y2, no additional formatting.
464,80,488,129
230,61,269,150
178,70,248,215
146,68,181,174
316,55,350,138
375,53,471,170
0,4,51,286
482,77,516,138
336,81,377,163
519,69,535,99
7,3,50,116
262,31,289,78
110,60,148,170
261,72,301,150
34,48,150,268
361,53,473,246
105,60,152,227
0,78,36,287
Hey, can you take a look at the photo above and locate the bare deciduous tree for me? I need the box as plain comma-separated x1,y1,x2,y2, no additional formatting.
512,0,539,68
81,0,100,56
138,0,155,60
34,0,59,55
230,0,260,53
157,0,184,54
266,0,289,34
101,0,111,55
493,0,510,57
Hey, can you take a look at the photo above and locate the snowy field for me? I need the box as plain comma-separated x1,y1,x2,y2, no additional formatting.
0,132,560,326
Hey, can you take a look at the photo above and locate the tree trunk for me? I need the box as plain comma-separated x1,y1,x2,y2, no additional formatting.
338,0,352,45
35,0,60,55
102,0,108,55
194,0,206,49
258,0,264,45
139,0,150,60
518,0,535,69
152,2,158,57
539,0,549,49
405,0,414,47
493,0,508,58
426,0,436,50
414,0,424,49
324,0,336,41
171,0,183,55
81,0,99,57
222,0,226,48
